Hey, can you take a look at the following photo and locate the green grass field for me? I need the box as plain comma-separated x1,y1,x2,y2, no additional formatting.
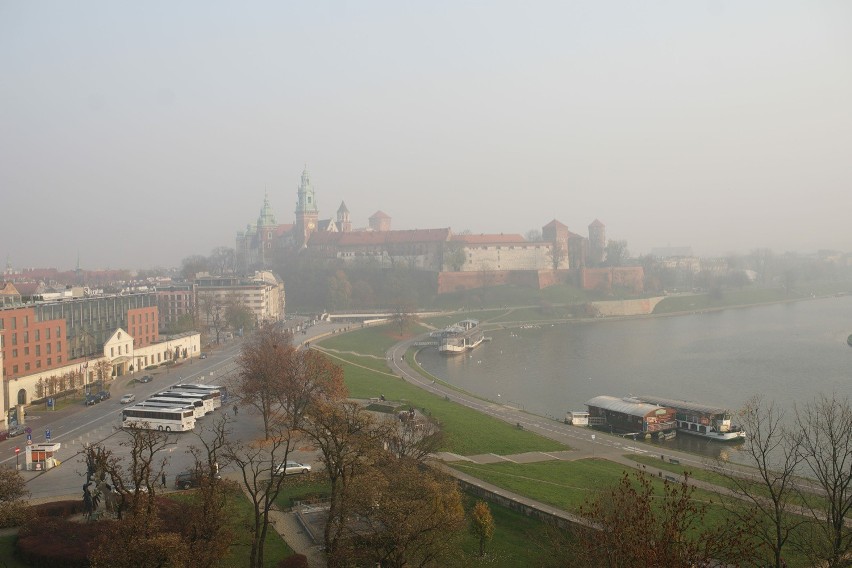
318,350,566,456
318,321,428,357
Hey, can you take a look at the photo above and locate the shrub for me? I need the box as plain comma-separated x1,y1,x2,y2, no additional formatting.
31,500,84,518
16,516,99,568
277,554,309,568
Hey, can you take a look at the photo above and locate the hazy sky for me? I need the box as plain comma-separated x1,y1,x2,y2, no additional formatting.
2,1,851,270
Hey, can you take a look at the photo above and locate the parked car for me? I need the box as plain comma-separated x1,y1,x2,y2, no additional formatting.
138,375,153,383
7,425,25,437
174,470,220,490
85,395,100,406
119,394,135,404
174,471,200,490
199,354,207,359
96,391,110,401
274,461,312,475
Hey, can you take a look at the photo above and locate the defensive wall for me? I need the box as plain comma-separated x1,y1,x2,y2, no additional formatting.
589,297,665,317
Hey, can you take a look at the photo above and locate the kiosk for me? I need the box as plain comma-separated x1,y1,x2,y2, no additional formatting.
25,443,61,471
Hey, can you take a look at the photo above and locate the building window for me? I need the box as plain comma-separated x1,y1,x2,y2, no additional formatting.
34,329,40,341
57,341,61,351
11,333,15,346
11,349,17,357
24,362,30,371
24,347,29,355
110,347,114,357
47,357,52,365
10,317,16,329
46,343,51,354
36,360,41,368
12,365,18,374
23,331,28,343
57,356,61,363
35,345,40,356
46,328,50,339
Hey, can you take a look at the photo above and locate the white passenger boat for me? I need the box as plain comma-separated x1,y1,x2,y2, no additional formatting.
635,395,746,442
438,319,485,354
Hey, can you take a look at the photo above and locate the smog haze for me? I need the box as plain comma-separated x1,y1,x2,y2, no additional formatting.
2,1,851,269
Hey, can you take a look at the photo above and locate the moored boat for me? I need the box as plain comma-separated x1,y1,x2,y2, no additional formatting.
635,395,746,442
438,319,484,354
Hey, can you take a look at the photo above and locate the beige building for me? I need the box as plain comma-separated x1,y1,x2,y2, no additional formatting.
195,271,285,326
4,330,200,417
448,233,557,272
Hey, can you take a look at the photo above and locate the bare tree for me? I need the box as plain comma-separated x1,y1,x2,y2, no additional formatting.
564,469,760,568
230,324,347,568
301,400,392,564
183,416,236,568
383,414,444,462
719,396,805,568
84,427,171,520
794,394,852,568
547,240,567,270
346,457,466,567
222,422,292,568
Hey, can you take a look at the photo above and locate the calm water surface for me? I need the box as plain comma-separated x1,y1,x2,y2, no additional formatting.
417,296,852,458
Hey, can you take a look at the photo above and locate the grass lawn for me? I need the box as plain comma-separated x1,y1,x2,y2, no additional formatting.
319,352,566,456
273,477,332,510
457,494,555,567
318,321,428,357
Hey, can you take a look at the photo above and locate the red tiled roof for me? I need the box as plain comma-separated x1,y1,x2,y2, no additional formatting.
451,233,526,244
308,228,451,246
369,210,391,219
542,219,568,229
589,219,605,227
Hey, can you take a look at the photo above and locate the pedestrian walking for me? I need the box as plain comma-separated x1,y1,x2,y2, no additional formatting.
233,404,238,416
161,472,166,488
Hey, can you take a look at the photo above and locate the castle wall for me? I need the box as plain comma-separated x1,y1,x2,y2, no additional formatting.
579,267,644,293
460,243,553,272
437,270,571,294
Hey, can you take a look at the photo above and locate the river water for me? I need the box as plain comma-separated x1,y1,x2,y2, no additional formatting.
416,296,852,459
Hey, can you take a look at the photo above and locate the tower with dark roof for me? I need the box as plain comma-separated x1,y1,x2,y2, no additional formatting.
588,219,606,266
336,201,351,232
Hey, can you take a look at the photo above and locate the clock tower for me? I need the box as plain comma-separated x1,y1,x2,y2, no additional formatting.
294,166,319,247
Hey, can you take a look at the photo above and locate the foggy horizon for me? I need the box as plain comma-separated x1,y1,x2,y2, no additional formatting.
2,2,851,271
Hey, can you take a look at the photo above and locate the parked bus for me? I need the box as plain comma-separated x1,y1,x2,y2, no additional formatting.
156,391,217,414
172,384,226,407
147,393,210,416
168,389,221,411
122,406,195,432
134,400,199,414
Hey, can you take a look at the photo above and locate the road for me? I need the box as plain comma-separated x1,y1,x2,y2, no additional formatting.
15,319,347,502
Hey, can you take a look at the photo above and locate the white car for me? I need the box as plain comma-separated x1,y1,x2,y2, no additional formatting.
275,461,312,475
119,394,136,404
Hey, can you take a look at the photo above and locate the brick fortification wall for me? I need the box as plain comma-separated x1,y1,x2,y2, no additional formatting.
437,270,572,294
579,267,644,294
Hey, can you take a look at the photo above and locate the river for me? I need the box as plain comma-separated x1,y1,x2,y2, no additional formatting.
416,295,852,459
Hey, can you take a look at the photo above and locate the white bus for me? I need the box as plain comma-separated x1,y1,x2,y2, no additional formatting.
172,384,225,408
147,393,210,417
164,390,220,413
134,400,199,415
122,406,195,432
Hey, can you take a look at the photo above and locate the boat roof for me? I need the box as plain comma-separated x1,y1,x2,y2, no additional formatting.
636,395,729,416
585,395,667,417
